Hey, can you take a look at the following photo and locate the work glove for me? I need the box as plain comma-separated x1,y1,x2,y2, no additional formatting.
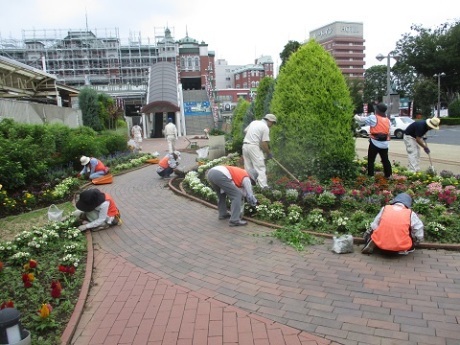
266,153,273,160
78,224,87,232
424,146,430,154
246,195,258,207
354,114,361,121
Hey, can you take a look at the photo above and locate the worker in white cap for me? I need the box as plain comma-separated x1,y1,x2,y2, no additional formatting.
242,114,277,189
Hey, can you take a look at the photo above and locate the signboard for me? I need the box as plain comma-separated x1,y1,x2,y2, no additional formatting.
184,101,211,116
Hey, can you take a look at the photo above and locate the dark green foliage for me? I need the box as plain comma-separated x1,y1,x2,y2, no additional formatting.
253,77,275,119
79,87,103,131
448,98,460,117
279,40,302,71
230,98,251,154
263,80,275,116
101,133,129,155
270,40,356,181
62,134,103,170
0,119,131,194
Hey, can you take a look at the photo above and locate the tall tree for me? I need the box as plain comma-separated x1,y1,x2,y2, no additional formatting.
394,21,460,103
253,77,275,119
78,88,103,131
363,65,387,104
270,39,355,181
279,40,301,71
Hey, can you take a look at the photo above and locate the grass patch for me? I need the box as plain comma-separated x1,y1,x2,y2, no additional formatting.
0,202,75,241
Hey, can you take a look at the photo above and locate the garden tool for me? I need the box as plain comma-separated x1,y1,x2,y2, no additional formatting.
272,157,300,183
427,153,437,175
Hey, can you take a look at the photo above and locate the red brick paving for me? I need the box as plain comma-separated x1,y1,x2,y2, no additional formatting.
65,138,460,345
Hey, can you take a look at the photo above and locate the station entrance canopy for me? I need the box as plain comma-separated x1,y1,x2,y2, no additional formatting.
0,55,78,105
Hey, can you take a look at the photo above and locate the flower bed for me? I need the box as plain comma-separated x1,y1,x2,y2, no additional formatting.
0,219,85,344
182,156,460,244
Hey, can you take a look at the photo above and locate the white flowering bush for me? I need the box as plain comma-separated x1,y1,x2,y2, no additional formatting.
51,177,80,199
287,204,303,224
425,221,447,241
285,189,299,203
183,171,217,202
256,201,285,221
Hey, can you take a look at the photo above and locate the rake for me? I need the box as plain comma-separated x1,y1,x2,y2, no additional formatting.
427,153,437,175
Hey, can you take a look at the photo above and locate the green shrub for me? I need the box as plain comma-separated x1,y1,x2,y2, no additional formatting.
270,40,356,181
102,134,129,155
448,98,460,118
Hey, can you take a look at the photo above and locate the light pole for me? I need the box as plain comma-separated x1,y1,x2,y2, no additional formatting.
434,72,446,118
376,52,399,115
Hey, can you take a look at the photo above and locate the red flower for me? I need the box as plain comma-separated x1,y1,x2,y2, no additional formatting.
22,273,34,288
29,259,37,269
0,300,14,309
0,261,3,271
50,280,62,298
58,265,76,275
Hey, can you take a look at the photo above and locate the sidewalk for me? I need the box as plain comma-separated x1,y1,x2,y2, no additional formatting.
355,137,460,175
66,137,460,345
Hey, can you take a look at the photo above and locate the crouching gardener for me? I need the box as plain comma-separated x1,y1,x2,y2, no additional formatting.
156,151,180,178
79,156,110,180
206,165,258,227
73,188,121,231
362,193,424,255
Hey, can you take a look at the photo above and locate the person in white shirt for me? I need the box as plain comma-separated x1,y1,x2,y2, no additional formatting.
242,114,277,189
164,118,178,153
131,123,143,150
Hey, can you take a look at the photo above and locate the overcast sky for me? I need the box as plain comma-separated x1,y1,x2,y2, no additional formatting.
1,0,458,73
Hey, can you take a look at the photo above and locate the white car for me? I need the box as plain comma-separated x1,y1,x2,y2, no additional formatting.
356,116,414,139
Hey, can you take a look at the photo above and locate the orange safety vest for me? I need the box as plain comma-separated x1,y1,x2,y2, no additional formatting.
225,166,249,188
94,158,108,173
159,155,170,169
104,193,119,217
370,115,390,141
371,205,412,251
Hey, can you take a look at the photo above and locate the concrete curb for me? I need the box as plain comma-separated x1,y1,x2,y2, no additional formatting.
60,231,94,345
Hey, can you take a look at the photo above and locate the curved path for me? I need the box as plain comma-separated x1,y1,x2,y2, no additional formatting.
69,138,460,345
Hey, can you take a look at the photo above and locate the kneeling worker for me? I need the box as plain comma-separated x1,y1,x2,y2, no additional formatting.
206,166,258,227
362,193,424,255
73,188,121,231
79,156,110,180
156,151,180,178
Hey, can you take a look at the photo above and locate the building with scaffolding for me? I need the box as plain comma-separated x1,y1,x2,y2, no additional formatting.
0,27,220,135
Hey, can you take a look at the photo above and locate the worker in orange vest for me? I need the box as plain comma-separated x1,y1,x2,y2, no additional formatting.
206,165,258,227
79,156,110,180
73,188,121,231
156,151,180,178
362,193,424,255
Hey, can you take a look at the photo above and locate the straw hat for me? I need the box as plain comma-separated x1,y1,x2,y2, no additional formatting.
80,156,91,165
426,117,440,130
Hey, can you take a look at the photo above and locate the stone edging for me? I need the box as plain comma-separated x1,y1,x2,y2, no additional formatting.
60,231,94,345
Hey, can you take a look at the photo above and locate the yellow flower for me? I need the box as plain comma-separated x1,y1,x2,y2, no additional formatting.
27,273,35,282
39,304,51,318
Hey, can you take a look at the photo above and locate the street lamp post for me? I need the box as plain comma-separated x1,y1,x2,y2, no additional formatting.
434,72,446,118
376,53,399,116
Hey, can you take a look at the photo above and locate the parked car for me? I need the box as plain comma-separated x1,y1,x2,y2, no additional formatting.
356,116,414,139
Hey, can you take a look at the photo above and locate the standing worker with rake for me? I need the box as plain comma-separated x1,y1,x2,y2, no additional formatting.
403,117,440,173
242,114,277,189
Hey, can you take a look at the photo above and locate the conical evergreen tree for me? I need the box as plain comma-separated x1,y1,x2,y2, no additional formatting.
270,40,356,181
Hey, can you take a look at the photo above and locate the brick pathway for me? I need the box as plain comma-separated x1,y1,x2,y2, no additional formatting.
68,138,460,345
